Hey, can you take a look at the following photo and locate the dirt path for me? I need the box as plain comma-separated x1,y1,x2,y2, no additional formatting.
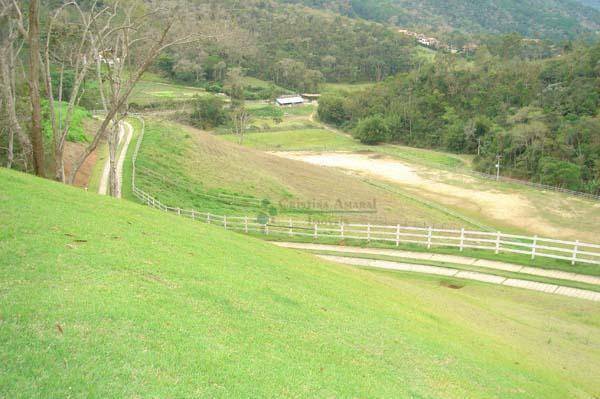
270,242,599,301
316,254,600,302
98,121,133,198
272,151,597,241
273,242,600,286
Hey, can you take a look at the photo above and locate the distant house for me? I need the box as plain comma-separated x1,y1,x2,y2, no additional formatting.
276,95,305,106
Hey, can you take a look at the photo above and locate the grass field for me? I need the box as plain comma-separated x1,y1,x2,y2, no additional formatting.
131,118,475,226
1,168,599,398
218,107,599,241
129,80,209,108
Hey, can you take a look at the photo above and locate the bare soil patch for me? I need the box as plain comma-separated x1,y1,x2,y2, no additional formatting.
273,151,599,241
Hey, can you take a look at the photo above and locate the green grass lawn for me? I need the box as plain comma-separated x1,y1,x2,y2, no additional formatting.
1,168,599,397
304,249,600,290
129,80,209,108
225,124,467,169
222,128,358,150
131,119,471,226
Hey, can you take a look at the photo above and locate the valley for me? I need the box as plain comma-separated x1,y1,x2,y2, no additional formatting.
1,1,599,397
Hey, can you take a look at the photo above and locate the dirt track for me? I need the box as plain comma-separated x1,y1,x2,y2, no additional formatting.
273,151,600,241
98,121,133,198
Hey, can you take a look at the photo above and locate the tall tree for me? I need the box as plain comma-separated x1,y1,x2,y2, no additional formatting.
28,0,45,176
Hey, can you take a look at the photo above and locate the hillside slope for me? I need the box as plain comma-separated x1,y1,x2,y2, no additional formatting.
133,118,470,227
1,168,599,397
282,0,600,40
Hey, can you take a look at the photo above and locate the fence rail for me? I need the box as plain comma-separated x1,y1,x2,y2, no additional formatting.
467,170,600,201
130,116,600,267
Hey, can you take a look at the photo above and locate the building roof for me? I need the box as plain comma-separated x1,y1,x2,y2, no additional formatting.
276,96,304,105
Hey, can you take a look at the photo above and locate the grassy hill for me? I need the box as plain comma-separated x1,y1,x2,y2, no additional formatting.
132,118,472,227
1,168,600,397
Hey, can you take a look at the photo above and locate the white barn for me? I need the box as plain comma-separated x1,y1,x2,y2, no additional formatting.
276,95,305,106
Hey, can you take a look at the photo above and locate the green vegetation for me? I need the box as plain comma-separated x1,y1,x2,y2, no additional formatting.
42,101,91,143
189,96,229,129
281,0,600,40
129,80,209,109
132,119,471,226
222,128,356,150
1,168,600,398
318,41,600,194
354,115,389,144
154,1,419,91
321,82,376,94
305,249,600,291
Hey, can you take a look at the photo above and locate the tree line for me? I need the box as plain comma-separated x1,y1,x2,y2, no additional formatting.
153,0,419,92
0,0,225,195
318,40,600,193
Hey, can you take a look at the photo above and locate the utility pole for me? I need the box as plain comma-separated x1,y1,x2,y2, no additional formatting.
495,155,502,181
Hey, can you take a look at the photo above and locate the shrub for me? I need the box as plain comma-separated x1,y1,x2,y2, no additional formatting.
353,115,388,145
190,96,227,129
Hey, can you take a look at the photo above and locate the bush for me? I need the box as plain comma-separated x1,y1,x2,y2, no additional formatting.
190,96,227,129
317,95,349,125
353,115,388,145
206,83,223,93
538,158,582,190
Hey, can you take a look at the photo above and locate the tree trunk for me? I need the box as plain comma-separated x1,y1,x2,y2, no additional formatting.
108,122,119,197
28,0,45,177
0,46,32,169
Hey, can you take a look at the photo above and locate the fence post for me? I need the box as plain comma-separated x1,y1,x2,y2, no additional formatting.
367,223,371,242
191,210,195,221
340,222,344,239
224,215,227,230
495,232,501,254
177,208,181,216
314,223,318,239
265,221,269,235
459,228,465,252
531,235,538,260
427,226,432,249
396,224,400,247
289,219,293,237
207,213,211,224
245,216,249,233
572,240,579,265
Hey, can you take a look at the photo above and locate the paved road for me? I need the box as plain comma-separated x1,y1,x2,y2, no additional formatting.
98,121,133,198
272,242,600,302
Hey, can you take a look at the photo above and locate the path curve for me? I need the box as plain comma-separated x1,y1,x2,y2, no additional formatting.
317,254,600,302
272,242,600,302
98,121,133,198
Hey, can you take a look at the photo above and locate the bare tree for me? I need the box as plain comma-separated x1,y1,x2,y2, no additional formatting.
42,1,113,182
0,1,31,169
231,106,249,145
67,3,205,192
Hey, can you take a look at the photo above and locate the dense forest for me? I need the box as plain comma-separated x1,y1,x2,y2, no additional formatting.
318,39,600,193
155,0,420,92
281,0,600,41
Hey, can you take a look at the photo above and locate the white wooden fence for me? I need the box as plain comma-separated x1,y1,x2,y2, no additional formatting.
130,116,600,267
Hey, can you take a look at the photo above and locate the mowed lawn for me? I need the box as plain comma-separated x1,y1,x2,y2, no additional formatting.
1,168,600,398
129,80,209,107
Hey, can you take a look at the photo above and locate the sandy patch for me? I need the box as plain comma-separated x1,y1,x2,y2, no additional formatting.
273,151,585,239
